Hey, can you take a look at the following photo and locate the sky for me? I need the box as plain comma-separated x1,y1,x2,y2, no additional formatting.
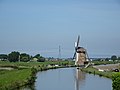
0,0,120,58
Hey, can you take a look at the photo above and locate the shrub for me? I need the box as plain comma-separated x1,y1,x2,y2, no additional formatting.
112,73,120,90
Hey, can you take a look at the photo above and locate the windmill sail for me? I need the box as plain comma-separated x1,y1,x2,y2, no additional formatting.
73,35,80,59
76,35,80,48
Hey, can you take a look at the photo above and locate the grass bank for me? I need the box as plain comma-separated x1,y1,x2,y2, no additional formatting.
0,68,32,90
0,61,75,89
82,64,120,90
81,67,113,79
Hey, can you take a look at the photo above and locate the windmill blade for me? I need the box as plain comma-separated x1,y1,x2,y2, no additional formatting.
73,51,76,59
73,35,80,59
86,50,90,61
75,42,77,48
76,35,80,48
85,50,92,68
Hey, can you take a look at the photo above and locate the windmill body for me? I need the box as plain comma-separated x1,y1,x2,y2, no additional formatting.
75,47,87,66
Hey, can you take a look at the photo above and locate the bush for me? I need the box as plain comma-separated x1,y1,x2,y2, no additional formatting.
112,73,120,90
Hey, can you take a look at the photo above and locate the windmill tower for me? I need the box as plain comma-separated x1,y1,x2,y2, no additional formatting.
73,35,89,67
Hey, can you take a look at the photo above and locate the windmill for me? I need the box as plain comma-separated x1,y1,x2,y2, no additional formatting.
73,35,90,67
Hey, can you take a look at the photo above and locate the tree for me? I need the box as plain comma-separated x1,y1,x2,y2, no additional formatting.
0,54,8,60
37,57,45,62
34,54,40,59
118,57,120,60
20,53,30,62
34,54,45,62
105,58,109,61
111,55,117,61
8,51,20,62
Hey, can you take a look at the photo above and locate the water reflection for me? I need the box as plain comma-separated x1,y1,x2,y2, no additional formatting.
75,68,86,90
74,68,112,90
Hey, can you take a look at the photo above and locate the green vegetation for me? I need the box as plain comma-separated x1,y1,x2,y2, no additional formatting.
33,54,45,62
112,73,120,90
92,61,119,65
0,69,31,89
0,60,75,89
0,54,8,61
111,55,117,61
20,53,30,62
92,55,120,64
82,64,120,90
0,51,46,62
0,60,75,67
1,51,120,90
8,51,20,62
82,67,113,78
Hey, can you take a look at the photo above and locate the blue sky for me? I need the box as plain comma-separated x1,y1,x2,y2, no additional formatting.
0,0,120,58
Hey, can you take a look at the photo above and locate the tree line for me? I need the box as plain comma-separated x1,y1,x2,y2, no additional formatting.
94,55,120,61
105,55,120,62
111,55,120,61
0,51,45,62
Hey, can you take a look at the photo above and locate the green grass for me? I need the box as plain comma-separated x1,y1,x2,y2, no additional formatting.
0,60,75,89
0,69,31,89
0,60,75,67
82,67,113,79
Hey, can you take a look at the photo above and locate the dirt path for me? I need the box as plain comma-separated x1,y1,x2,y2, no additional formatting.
0,67,14,70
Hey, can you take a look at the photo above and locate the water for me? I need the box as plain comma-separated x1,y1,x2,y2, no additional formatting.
35,68,112,90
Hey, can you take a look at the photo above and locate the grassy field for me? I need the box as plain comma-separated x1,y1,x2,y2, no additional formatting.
0,60,75,67
0,69,31,89
0,60,75,89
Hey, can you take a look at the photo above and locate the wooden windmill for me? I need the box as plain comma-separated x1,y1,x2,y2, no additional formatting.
73,35,89,67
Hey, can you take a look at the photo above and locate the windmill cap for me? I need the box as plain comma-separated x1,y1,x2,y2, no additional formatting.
77,47,86,52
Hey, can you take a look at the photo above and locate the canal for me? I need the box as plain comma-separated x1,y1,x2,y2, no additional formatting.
34,68,112,90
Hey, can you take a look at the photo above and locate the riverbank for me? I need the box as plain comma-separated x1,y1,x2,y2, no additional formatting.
81,64,120,90
82,63,120,79
81,67,113,79
0,61,75,90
